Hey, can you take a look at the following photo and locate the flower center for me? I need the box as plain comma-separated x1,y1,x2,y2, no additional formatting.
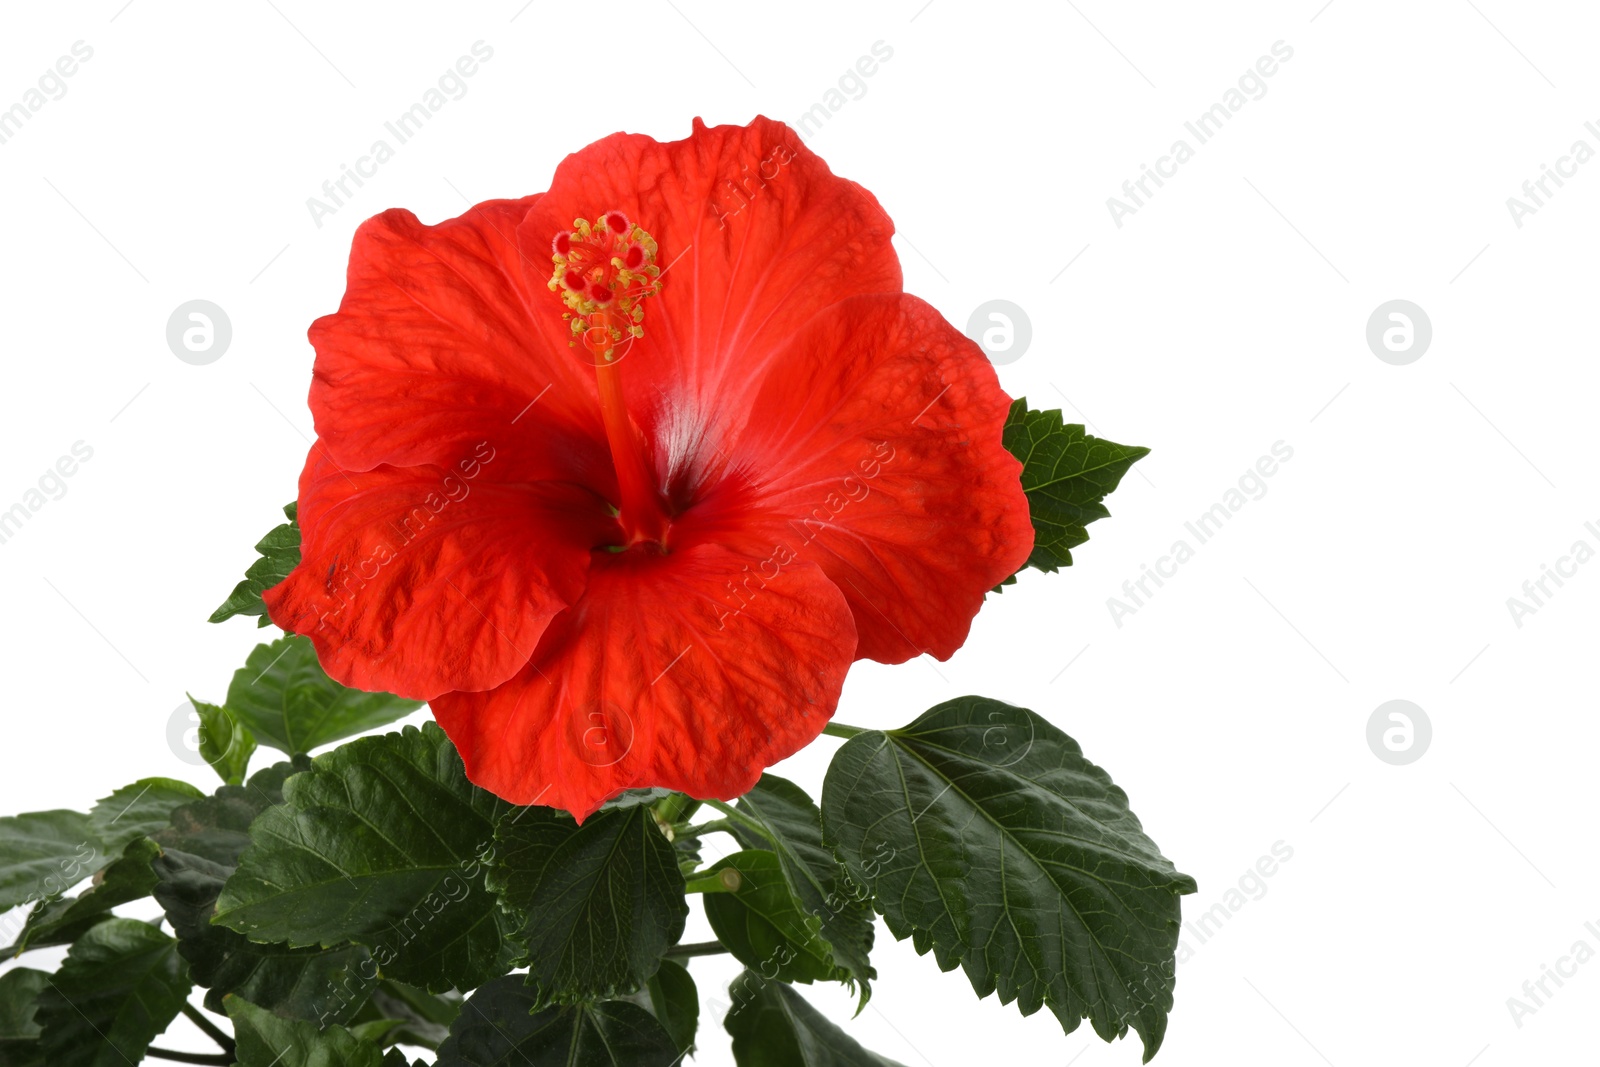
548,211,668,549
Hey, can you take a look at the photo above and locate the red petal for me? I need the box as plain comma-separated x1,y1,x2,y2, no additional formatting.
517,117,902,417
307,195,606,479
431,543,857,819
710,294,1034,663
264,443,605,701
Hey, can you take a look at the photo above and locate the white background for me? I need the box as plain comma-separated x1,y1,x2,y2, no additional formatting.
2,2,1597,1064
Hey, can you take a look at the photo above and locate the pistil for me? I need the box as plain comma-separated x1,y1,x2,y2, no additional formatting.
548,211,668,547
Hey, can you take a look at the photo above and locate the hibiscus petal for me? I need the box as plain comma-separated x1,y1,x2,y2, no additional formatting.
709,293,1034,664
516,117,903,423
431,544,857,819
264,442,604,701
307,195,607,480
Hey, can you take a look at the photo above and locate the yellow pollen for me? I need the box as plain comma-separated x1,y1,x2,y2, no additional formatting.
547,212,662,361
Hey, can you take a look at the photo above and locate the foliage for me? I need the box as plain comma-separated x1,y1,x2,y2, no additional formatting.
0,404,1186,1064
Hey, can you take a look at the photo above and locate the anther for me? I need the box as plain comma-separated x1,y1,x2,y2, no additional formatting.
547,209,662,361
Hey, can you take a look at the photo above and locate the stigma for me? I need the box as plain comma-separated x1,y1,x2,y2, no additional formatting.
548,211,662,361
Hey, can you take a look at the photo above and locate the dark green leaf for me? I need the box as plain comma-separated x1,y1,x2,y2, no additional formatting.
0,1034,43,1064
626,957,697,1056
821,696,1196,1062
0,810,101,911
14,838,160,950
154,758,305,866
0,1035,44,1065
153,758,371,1022
191,696,256,785
0,967,46,1067
1001,399,1148,574
214,723,520,992
210,501,300,626
34,918,191,1067
227,994,387,1067
88,778,205,855
435,977,679,1067
734,775,875,997
226,636,422,755
350,1018,406,1044
674,833,703,875
488,805,687,1004
704,851,840,986
0,1033,43,1065
0,968,47,1040
347,981,461,1051
154,846,371,1023
724,971,907,1067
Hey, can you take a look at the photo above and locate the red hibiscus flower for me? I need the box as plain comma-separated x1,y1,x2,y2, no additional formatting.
265,117,1033,818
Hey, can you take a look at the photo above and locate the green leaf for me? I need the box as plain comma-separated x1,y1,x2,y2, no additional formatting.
210,501,300,626
0,1033,44,1064
14,838,160,951
704,851,841,986
1001,399,1148,575
821,696,1196,1062
347,982,461,1051
0,967,46,1067
89,778,205,855
350,1018,407,1044
191,696,256,785
600,788,675,811
724,971,907,1067
155,847,371,1022
0,1042,44,1067
214,723,520,992
734,775,875,998
626,957,697,1057
226,635,423,755
435,977,680,1067
228,994,387,1067
154,758,306,865
0,968,47,1040
488,804,687,1004
33,918,191,1067
0,810,101,911
153,758,371,1022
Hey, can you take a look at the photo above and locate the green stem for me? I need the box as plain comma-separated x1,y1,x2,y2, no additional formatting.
674,817,735,838
664,940,729,959
700,800,773,843
652,792,700,827
146,1049,232,1065
683,867,744,894
821,721,868,739
180,1002,235,1053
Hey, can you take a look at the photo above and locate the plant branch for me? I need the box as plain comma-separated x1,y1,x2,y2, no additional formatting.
683,867,744,894
180,1002,235,1053
664,940,729,959
821,721,868,739
651,791,700,828
700,799,773,843
673,817,735,839
146,1048,233,1065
